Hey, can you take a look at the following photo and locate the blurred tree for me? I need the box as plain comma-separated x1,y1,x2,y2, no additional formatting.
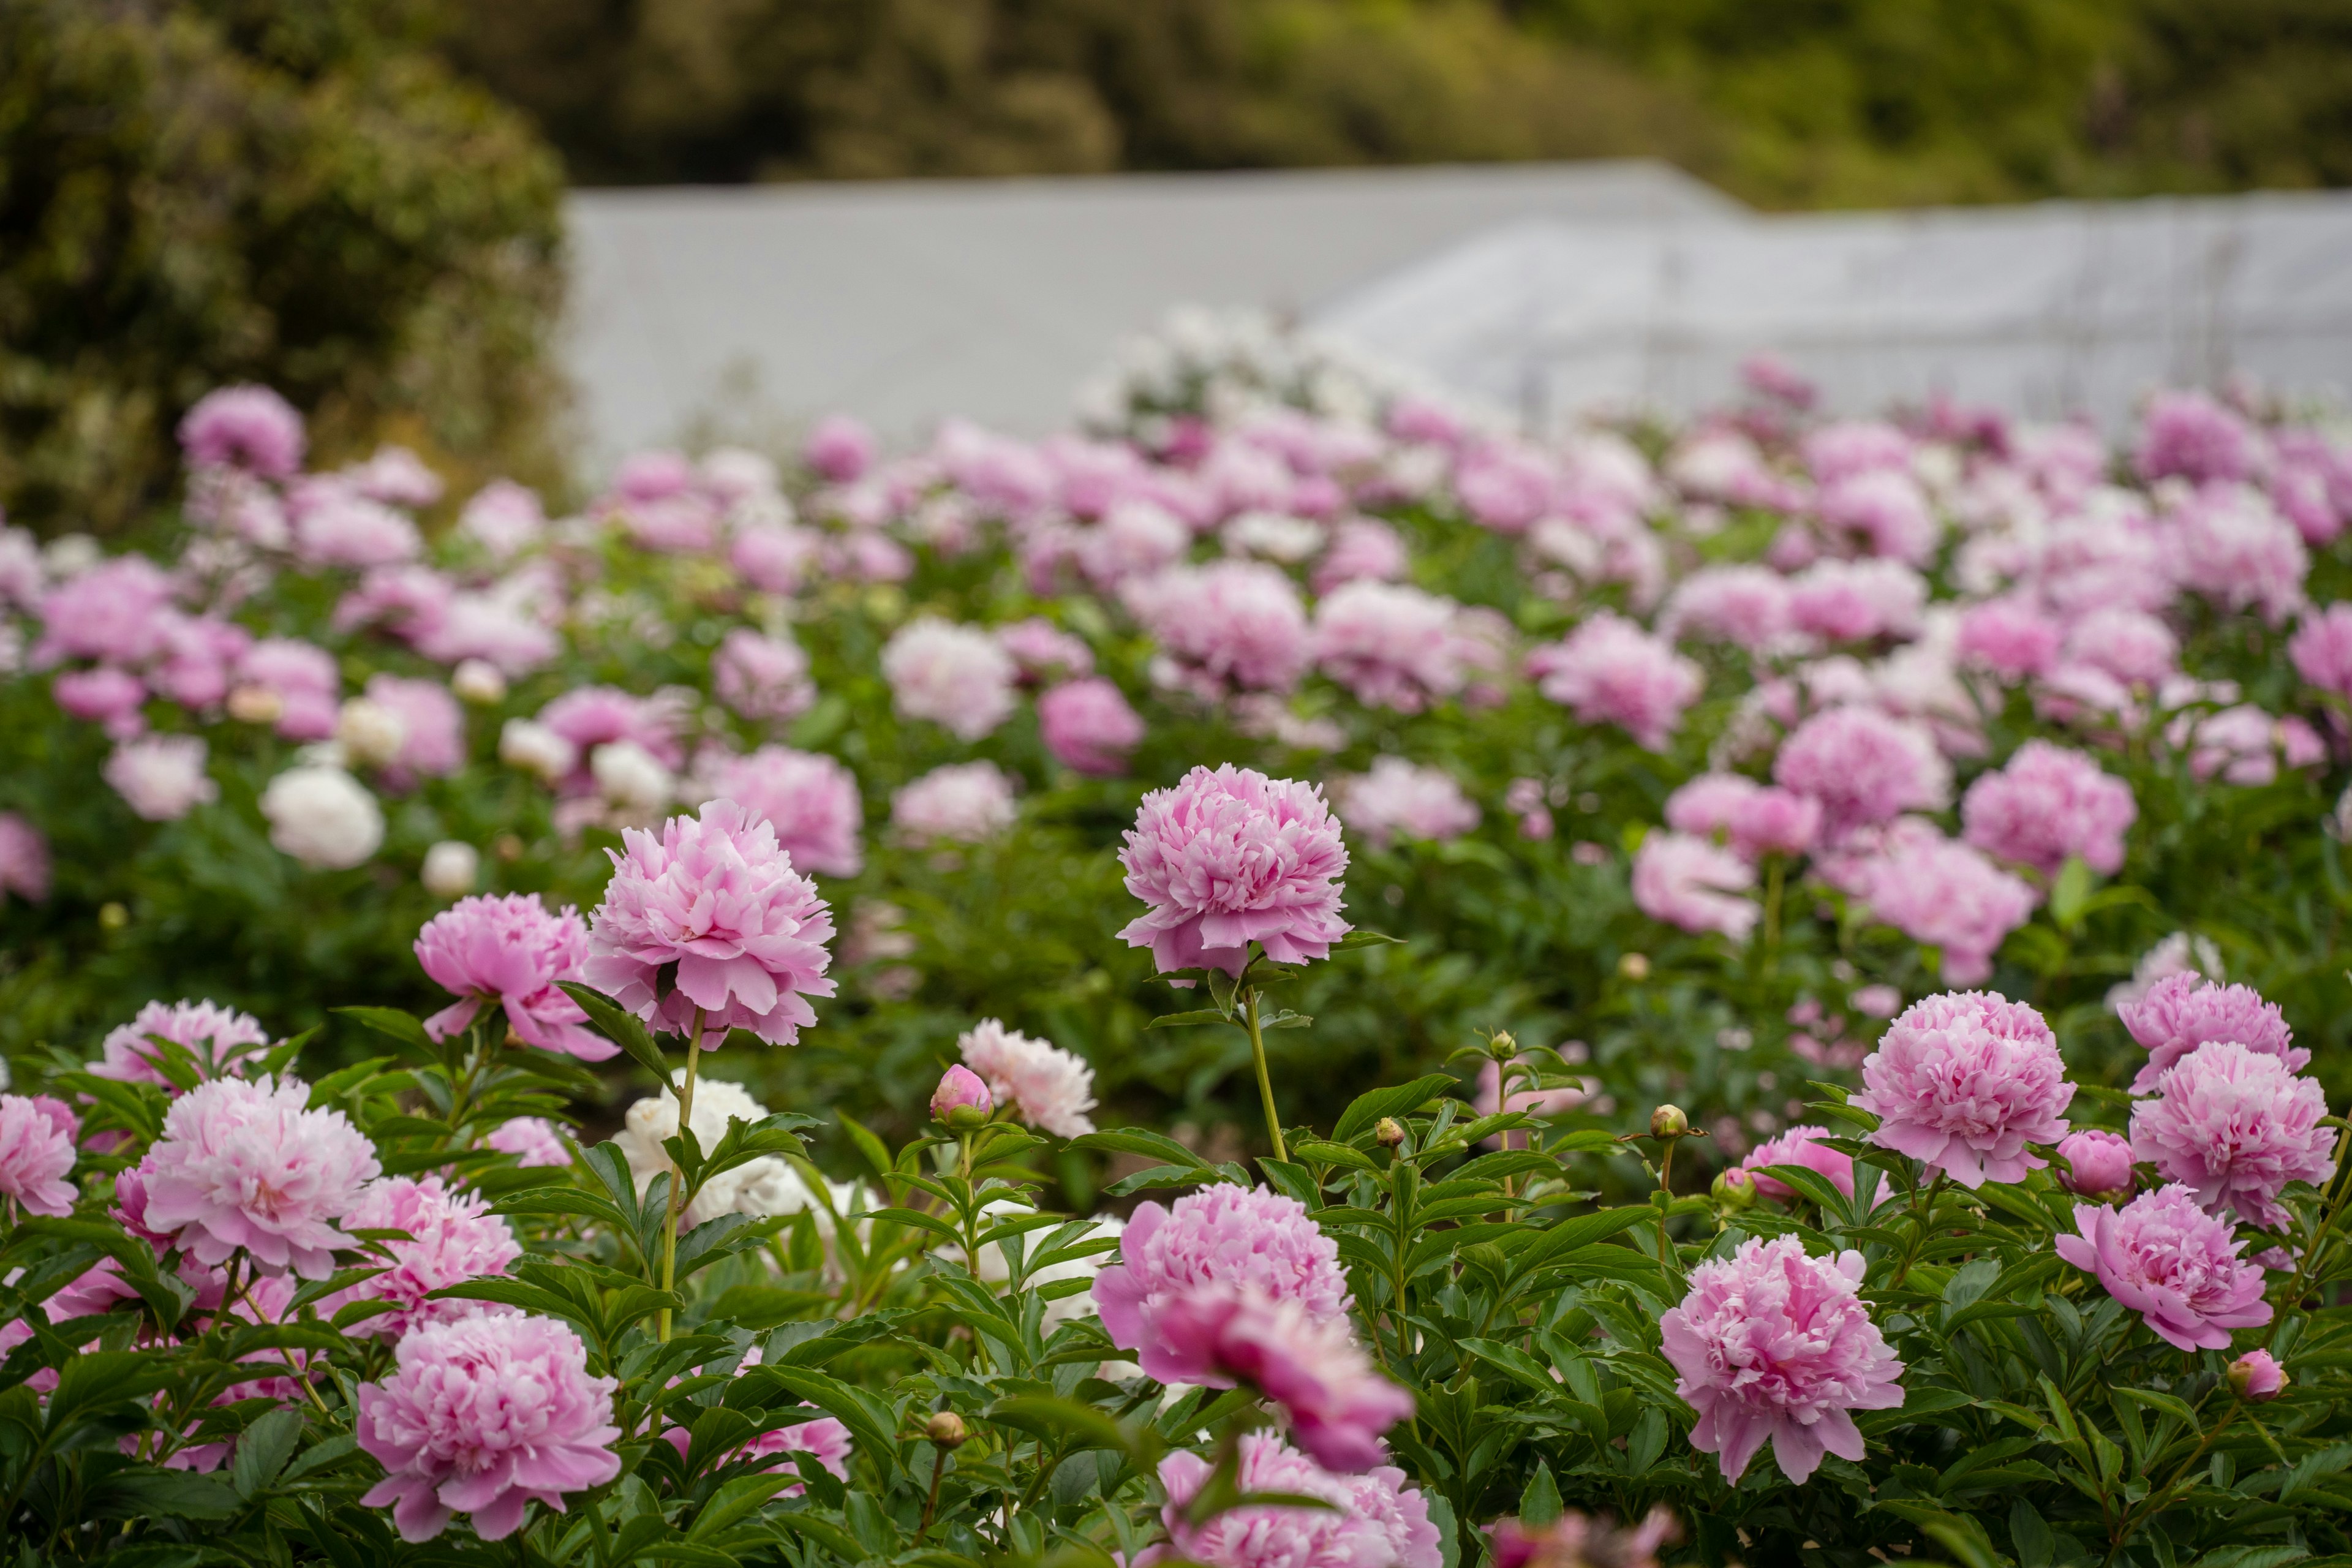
0,0,568,537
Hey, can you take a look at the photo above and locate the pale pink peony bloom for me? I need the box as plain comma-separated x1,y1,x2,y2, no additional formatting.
56,665,149,737
1960,740,2136,876
538,686,687,785
1038,677,1146,777
1738,1125,1855,1201
1804,420,1913,482
1774,706,1950,837
1525,612,1703,752
236,637,341,740
1664,774,1819,860
0,813,50,904
1152,1434,1439,1568
1311,517,1410,595
364,675,466,784
34,554,178,668
1489,1511,1675,1568
94,998,269,1087
293,489,423,570
457,479,546,561
1660,565,1794,653
1955,597,2063,680
1660,1234,1905,1484
141,1074,380,1275
699,746,864,877
995,617,1095,682
1117,764,1351,977
1093,1185,1349,1382
731,523,820,595
1156,1286,1416,1471
957,1019,1097,1137
2054,1184,2272,1351
891,761,1018,843
584,800,837,1049
712,628,816,723
178,385,305,478
486,1117,571,1168
1817,469,1936,564
2135,390,2263,484
2057,1129,2136,1199
2120,973,2302,1093
2290,603,2352,699
1852,990,2071,1187
1127,560,1313,697
344,445,444,508
1785,559,1926,644
104,734,218,821
1632,832,1757,942
0,1095,79,1216
327,1175,521,1340
1335,758,1480,850
2167,702,2326,786
415,894,611,1061
2167,483,2307,625
1310,581,1477,713
356,1312,622,1542
2062,608,2178,687
2129,1041,2337,1229
805,414,877,483
880,617,1017,741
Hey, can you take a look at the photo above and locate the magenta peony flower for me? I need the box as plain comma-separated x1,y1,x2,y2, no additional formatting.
584,800,837,1048
2129,1041,2337,1229
891,761,1018,843
1126,560,1313,698
880,617,1017,741
2056,1129,2136,1199
0,1094,79,1217
1660,1234,1905,1484
1038,677,1145,777
1738,1125,1856,1201
2119,973,2302,1093
1852,991,2072,1188
1152,1434,1439,1568
1117,763,1350,977
957,1019,1096,1137
1632,831,1758,942
2135,390,2262,484
1093,1185,1349,1382
1310,580,1479,713
711,628,816,723
1525,612,1703,752
356,1312,622,1542
326,1175,521,1340
0,813,50,905
486,1117,571,1168
1335,758,1480,850
2291,603,2352,699
699,746,864,878
141,1075,380,1275
1773,706,1950,837
1665,774,1821,861
2054,1183,2272,1351
1960,740,2137,876
416,894,611,1061
94,998,270,1088
178,385,305,478
2230,1349,2288,1401
1157,1286,1415,1471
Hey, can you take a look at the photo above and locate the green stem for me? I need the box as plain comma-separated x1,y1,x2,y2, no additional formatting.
1762,855,1785,959
657,1010,707,1343
1242,988,1287,1164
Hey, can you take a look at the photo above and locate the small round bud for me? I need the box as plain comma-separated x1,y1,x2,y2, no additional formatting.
925,1410,968,1447
98,901,130,932
1618,952,1651,982
420,840,480,899
226,684,284,725
930,1065,994,1130
1650,1104,1689,1139
2228,1350,2288,1403
493,832,526,862
335,697,409,768
1374,1117,1406,1147
451,658,508,706
1711,1168,1758,1210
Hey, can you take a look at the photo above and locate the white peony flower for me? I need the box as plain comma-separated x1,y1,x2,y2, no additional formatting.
260,765,383,870
420,840,480,899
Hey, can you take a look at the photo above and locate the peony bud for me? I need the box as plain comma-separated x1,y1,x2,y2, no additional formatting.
925,1409,968,1447
2229,1349,2288,1402
336,697,409,769
930,1065,993,1129
1711,1167,1757,1210
226,684,284,725
1650,1104,1689,1139
420,840,480,899
2056,1129,2136,1200
1618,952,1651,982
1375,1117,1406,1147
451,658,508,706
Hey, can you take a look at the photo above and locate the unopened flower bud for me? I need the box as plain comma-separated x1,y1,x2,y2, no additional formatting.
1650,1104,1689,1139
1374,1117,1406,1147
2056,1129,2136,1202
226,684,284,725
925,1410,968,1447
2229,1349,2288,1403
1618,952,1651,982
99,901,130,932
930,1065,994,1129
336,696,409,768
1712,1167,1758,1210
420,840,480,899
451,658,508,706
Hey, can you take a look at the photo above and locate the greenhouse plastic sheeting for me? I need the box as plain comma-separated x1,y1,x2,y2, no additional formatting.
1314,190,2352,433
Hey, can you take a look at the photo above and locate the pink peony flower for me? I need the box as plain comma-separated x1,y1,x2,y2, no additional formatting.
1960,740,2136,876
344,445,444,508
805,414,876,483
2290,603,2352,699
104,734,218,821
327,1175,521,1340
1525,612,1703,752
1038,677,1145,777
364,676,466,785
658,1346,853,1488
236,638,341,740
293,489,423,570
2167,484,2307,625
178,386,305,478
94,998,270,1087
538,687,687,784
1664,774,1820,860
1662,564,1795,653
1335,758,1480,850
356,1312,622,1542
0,813,50,904
1817,469,1936,564
415,894,611,1060
2057,1129,2136,1199
880,617,1017,741
930,1064,993,1124
1852,990,2072,1187
1660,1234,1905,1484
140,1074,380,1275
1093,1185,1349,1382
2129,1041,2337,1229
2230,1349,2288,1401
699,747,864,878
2119,973,2302,1093
712,628,816,723
1785,559,1926,644
1310,581,1477,713
1489,1512,1673,1568
2135,390,2262,484
0,1094,79,1216
957,1019,1096,1137
457,479,546,561
2054,1184,2272,1351
584,800,837,1049
1126,560,1313,698
1311,517,1411,596
1152,1434,1439,1568
1632,832,1758,942
1955,597,2063,680
33,554,178,668
1804,420,1913,482
891,761,1017,843
1117,764,1351,977
486,1117,571,1168
2063,608,2178,687
150,613,253,709
995,617,1095,683
731,523,819,595
1156,1286,1415,1471
56,665,149,737
1774,706,1950,837
1738,1125,1856,1201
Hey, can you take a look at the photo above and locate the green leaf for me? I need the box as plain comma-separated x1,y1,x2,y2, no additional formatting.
1518,1461,1563,1529
329,1006,433,1055
1332,930,1405,950
2049,856,2095,932
1333,1074,1459,1143
557,981,671,1080
1147,1010,1229,1029
688,1472,797,1540
231,1407,305,1498
1069,1128,1213,1171
986,1395,1155,1462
